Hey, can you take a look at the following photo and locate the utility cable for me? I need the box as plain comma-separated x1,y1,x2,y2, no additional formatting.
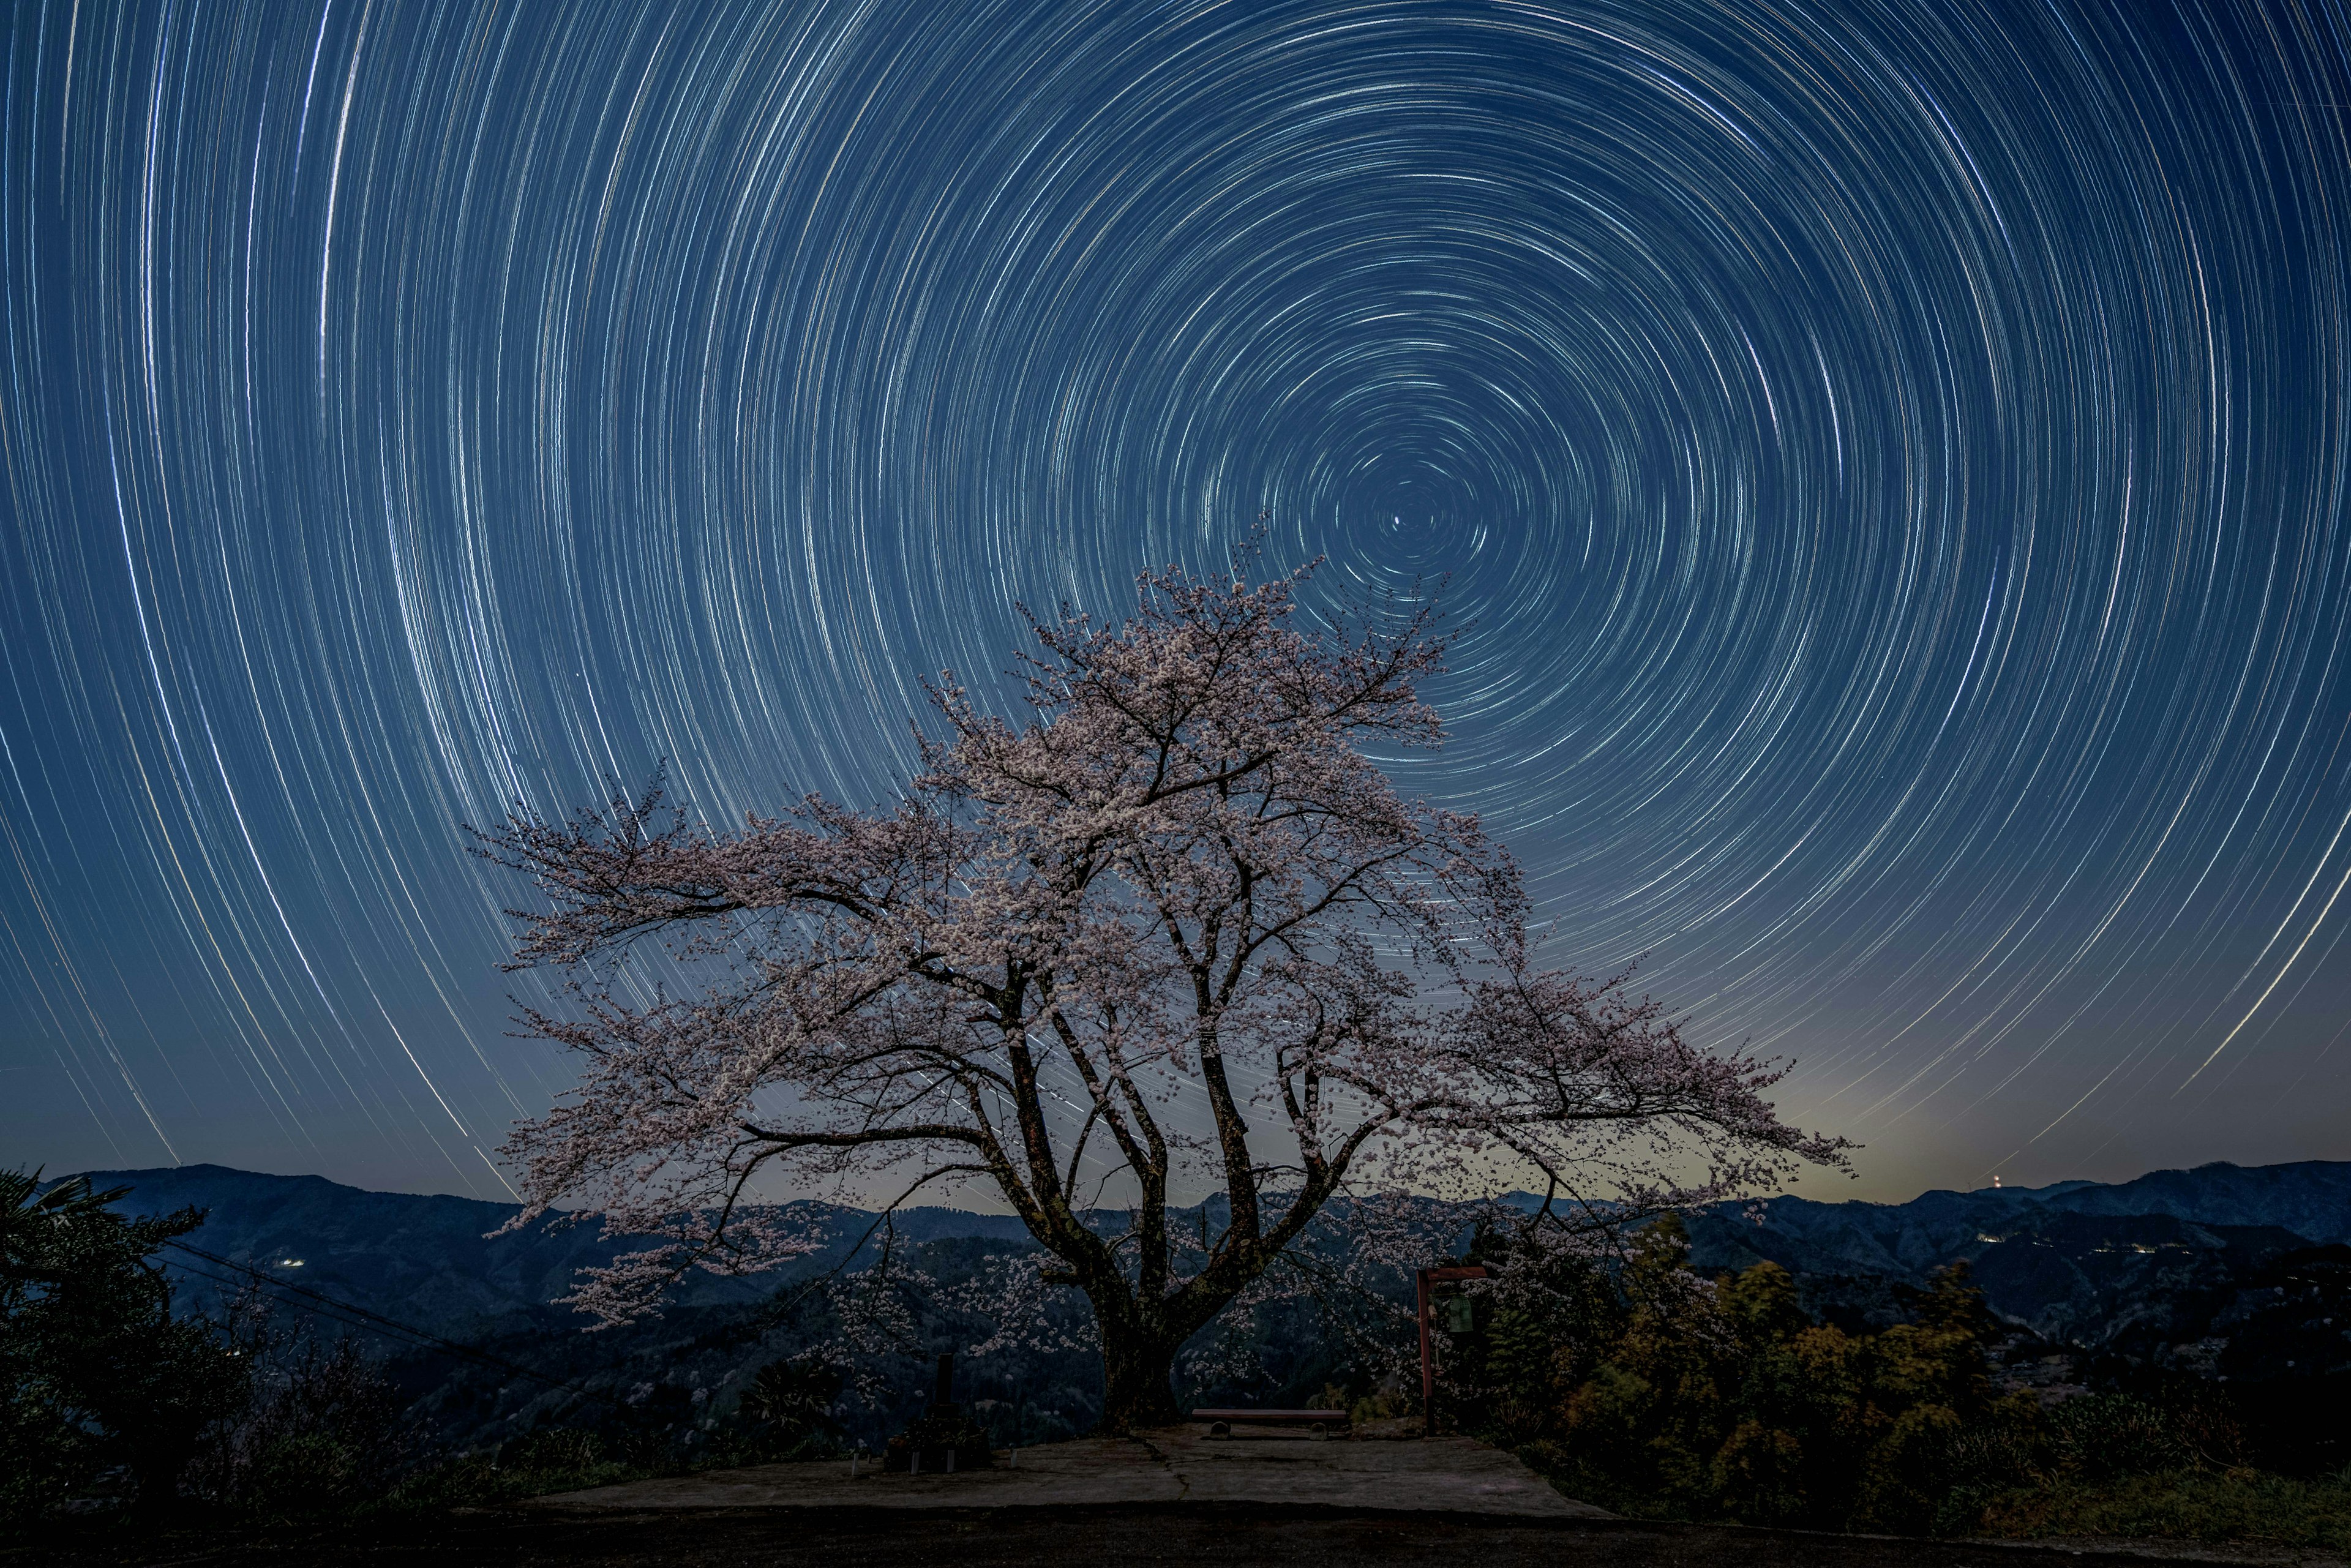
160,1238,625,1410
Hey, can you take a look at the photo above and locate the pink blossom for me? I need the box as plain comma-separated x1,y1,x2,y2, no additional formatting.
475,561,1851,1425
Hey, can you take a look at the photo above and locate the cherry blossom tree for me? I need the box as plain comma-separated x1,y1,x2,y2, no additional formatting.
476,562,1851,1431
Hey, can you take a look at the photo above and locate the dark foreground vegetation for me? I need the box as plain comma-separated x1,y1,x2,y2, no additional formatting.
1442,1215,2351,1553
2,1168,853,1532
9,1165,2350,1562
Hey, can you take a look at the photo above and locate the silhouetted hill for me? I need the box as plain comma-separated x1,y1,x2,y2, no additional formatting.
1674,1160,2351,1371
83,1157,2351,1344
1682,1160,2351,1286
75,1164,1029,1340
2021,1160,2351,1236
65,1165,1066,1451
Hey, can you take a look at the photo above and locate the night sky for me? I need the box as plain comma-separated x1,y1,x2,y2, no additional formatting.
4,0,2349,1204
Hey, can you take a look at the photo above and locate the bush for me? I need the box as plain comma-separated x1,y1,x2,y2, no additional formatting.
189,1329,424,1520
733,1356,842,1460
1472,1220,2031,1533
1973,1468,2351,1551
2048,1390,2245,1479
502,1425,607,1474
385,1427,634,1511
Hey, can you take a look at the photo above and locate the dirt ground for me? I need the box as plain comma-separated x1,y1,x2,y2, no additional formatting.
12,1506,2343,1568
527,1430,1603,1518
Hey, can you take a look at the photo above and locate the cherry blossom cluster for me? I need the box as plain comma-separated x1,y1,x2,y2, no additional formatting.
474,559,1849,1423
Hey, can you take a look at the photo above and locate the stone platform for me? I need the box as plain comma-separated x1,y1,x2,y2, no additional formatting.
529,1427,1609,1519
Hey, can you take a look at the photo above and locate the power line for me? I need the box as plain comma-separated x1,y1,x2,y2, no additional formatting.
161,1239,623,1410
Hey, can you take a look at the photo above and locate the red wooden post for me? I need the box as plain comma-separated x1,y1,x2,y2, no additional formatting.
1416,1269,1433,1434
1415,1265,1488,1438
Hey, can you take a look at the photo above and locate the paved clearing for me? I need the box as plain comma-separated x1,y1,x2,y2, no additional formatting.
15,1506,2341,1567
15,1435,2338,1566
530,1428,1609,1518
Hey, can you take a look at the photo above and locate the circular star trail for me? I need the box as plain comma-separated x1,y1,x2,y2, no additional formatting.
2,0,2348,1198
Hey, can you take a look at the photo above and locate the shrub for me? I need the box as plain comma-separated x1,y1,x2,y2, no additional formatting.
189,1329,423,1520
1473,1220,2025,1533
1,1169,249,1518
1974,1468,2351,1552
733,1356,842,1458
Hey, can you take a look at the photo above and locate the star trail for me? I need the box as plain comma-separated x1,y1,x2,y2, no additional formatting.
2,0,2348,1201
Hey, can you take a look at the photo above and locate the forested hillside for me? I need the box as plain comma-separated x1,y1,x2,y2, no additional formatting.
65,1157,2351,1457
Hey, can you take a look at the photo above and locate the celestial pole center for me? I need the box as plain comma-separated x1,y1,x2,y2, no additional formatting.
2,0,2347,1200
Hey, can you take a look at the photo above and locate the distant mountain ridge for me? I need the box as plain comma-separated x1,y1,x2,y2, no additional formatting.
56,1157,2351,1450
1683,1158,2351,1284
69,1163,1037,1339
75,1157,2351,1341
1679,1160,2351,1352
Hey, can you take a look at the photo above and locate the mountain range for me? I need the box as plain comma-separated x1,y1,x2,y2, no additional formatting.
77,1157,2351,1337
58,1157,2351,1449
1680,1161,2351,1349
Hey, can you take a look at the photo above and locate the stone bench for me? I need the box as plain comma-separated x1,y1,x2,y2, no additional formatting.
1189,1408,1349,1439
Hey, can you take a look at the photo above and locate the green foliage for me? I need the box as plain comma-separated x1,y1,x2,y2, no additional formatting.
386,1427,636,1511
1973,1467,2351,1552
1479,1218,2330,1549
377,1357,853,1516
189,1330,423,1520
737,1356,842,1454
2049,1390,2246,1479
1483,1218,2033,1532
384,1386,850,1516
1,1168,250,1520
503,1425,607,1474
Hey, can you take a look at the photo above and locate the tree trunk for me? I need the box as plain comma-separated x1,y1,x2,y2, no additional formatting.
1097,1329,1183,1434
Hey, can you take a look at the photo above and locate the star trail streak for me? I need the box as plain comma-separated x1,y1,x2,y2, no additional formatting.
2,0,2348,1199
